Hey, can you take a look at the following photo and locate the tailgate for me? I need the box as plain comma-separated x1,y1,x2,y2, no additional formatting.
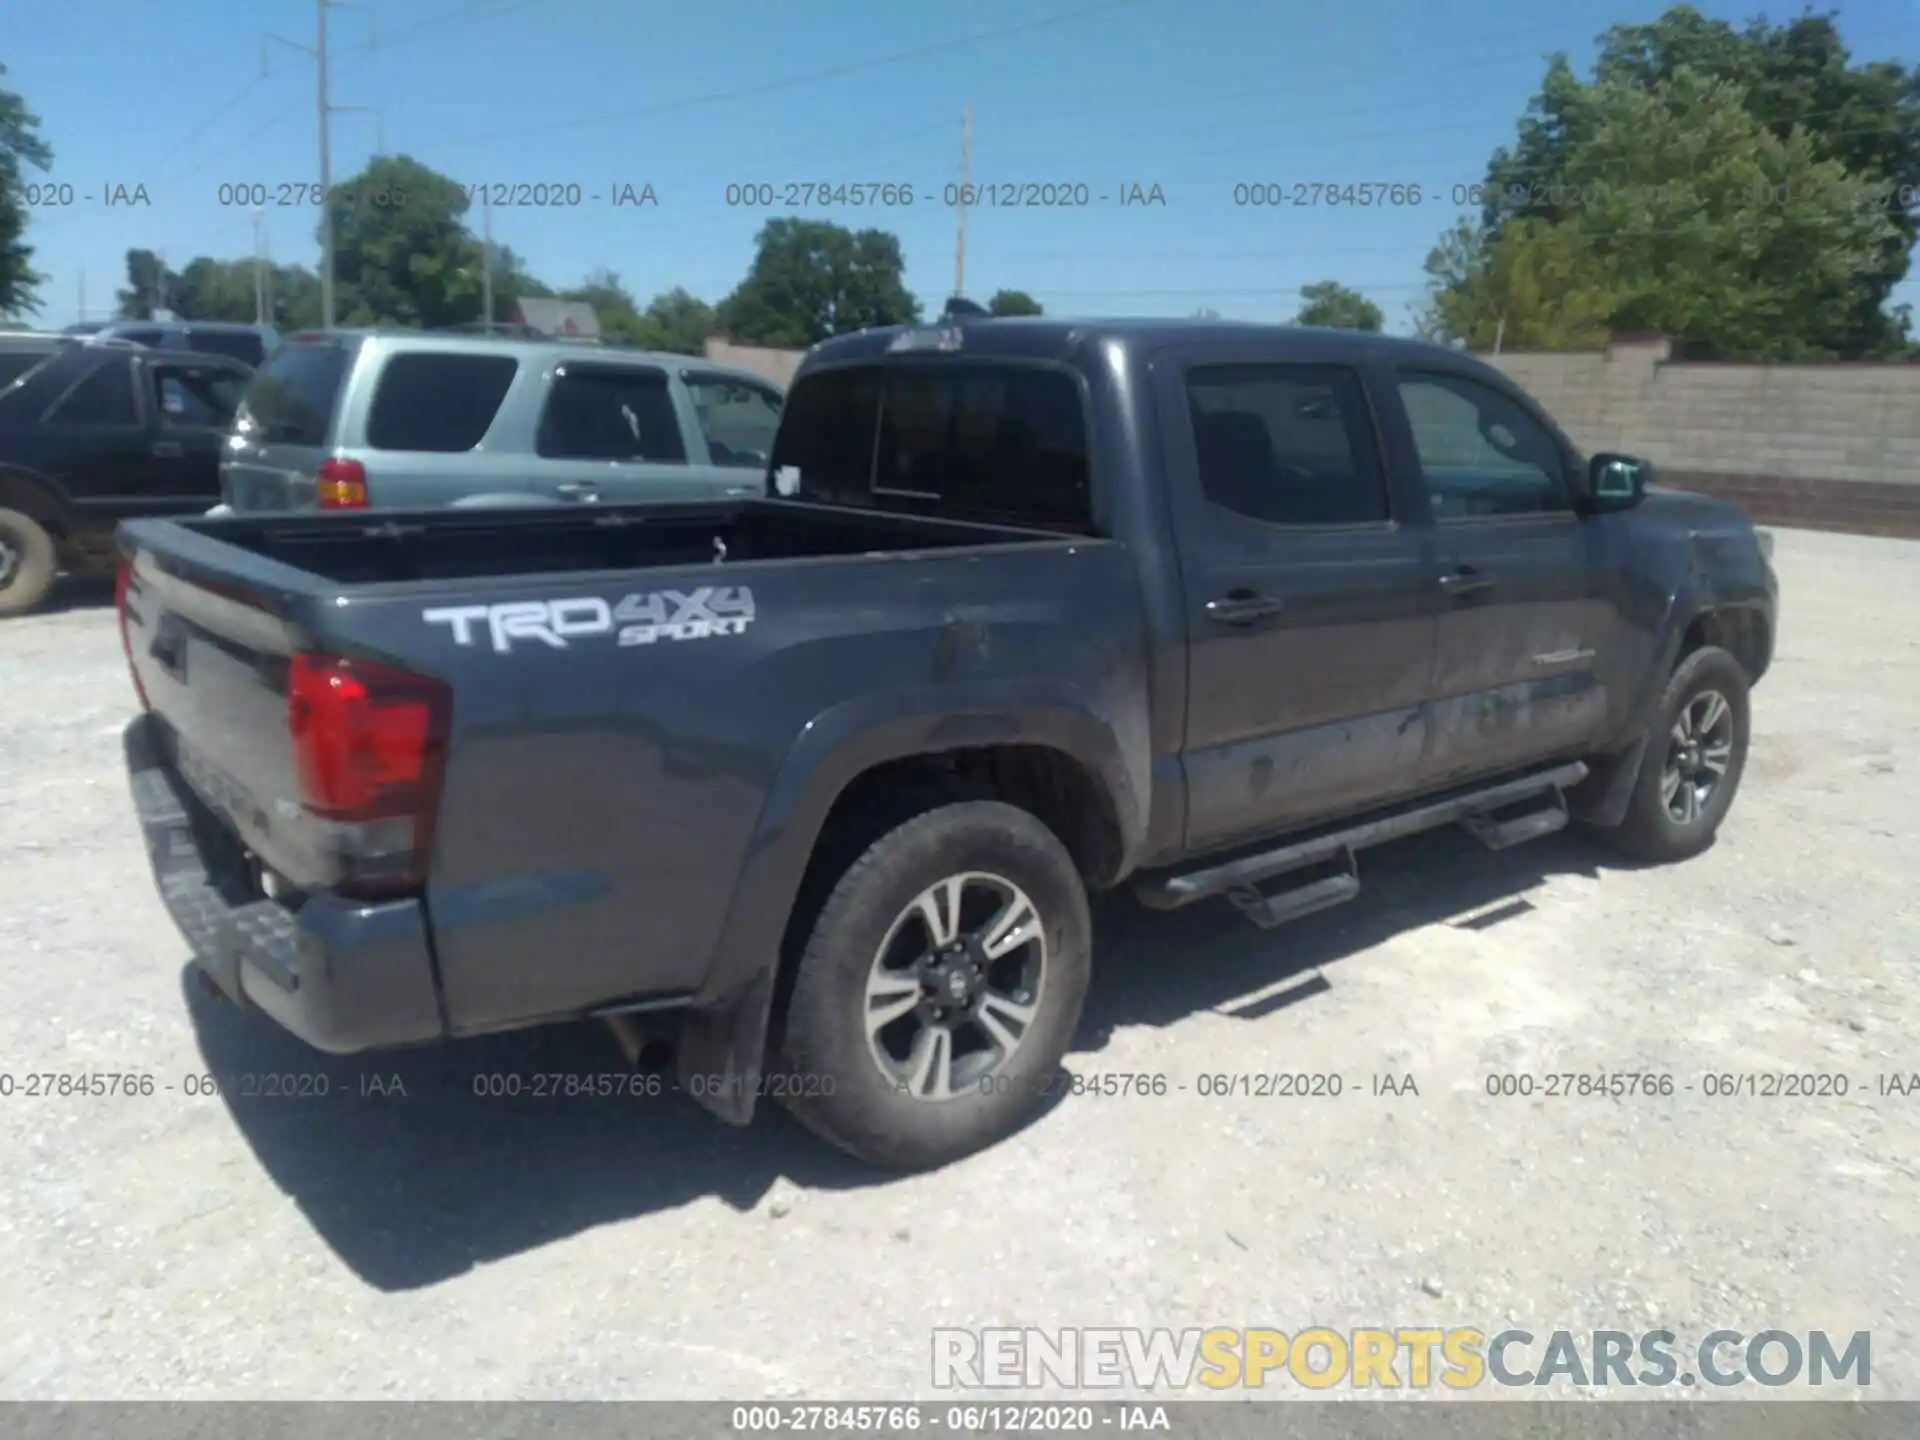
120,536,328,889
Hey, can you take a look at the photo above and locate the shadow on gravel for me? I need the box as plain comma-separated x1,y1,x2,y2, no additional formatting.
181,823,1640,1290
1072,824,1637,1054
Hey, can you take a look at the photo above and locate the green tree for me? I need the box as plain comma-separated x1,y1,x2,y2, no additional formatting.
717,218,919,347
643,286,717,353
1418,218,1617,351
1292,280,1383,331
326,155,489,327
560,268,651,344
116,249,173,319
987,288,1043,317
1474,5,1920,356
0,66,52,318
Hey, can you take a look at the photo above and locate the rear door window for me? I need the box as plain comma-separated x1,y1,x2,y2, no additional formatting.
366,352,519,453
152,362,248,429
536,364,686,462
46,357,141,425
237,340,351,446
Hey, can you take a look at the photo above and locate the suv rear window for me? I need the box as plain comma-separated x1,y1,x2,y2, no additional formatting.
772,363,1092,531
237,341,351,446
367,352,519,452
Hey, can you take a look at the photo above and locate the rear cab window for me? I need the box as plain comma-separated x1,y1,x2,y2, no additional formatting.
366,351,519,452
236,339,352,446
770,362,1093,533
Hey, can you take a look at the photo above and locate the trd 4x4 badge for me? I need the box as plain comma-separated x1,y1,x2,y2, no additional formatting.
424,586,756,653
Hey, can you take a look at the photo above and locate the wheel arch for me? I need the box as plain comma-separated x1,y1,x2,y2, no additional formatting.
673,685,1145,1124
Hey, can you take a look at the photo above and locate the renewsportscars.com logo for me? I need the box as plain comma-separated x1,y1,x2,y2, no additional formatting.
930,1327,1872,1391
423,587,756,653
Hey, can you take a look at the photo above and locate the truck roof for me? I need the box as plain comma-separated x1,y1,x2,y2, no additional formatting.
803,315,1471,369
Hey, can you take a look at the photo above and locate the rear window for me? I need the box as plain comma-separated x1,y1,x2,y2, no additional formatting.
367,352,519,452
237,340,351,446
771,362,1092,531
769,365,882,503
184,329,266,367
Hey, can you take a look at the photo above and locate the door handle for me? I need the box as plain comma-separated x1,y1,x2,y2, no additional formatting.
555,482,600,502
151,440,184,459
1204,589,1286,625
724,484,758,497
1439,568,1496,597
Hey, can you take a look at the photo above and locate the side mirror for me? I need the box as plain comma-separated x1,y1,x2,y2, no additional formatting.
1587,452,1650,512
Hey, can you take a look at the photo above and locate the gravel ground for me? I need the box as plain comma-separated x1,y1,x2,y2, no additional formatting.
0,528,1914,1403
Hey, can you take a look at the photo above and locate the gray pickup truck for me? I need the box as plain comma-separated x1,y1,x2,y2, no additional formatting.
116,316,1778,1169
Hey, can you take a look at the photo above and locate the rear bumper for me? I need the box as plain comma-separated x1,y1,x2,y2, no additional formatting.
124,714,445,1054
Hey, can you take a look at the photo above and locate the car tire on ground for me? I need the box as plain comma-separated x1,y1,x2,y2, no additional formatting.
1599,644,1751,863
778,800,1092,1171
0,507,57,618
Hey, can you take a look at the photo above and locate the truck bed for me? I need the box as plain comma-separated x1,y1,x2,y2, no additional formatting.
162,497,1069,588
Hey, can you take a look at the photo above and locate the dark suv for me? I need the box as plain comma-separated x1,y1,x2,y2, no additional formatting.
63,320,279,369
0,339,253,614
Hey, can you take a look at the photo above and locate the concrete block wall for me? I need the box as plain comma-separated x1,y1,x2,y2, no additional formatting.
1487,337,1920,537
703,338,805,389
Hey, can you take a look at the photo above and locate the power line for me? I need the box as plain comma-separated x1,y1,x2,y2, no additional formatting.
425,0,1158,151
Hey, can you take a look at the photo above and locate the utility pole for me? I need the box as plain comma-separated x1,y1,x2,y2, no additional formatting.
1493,313,1506,355
153,250,167,319
317,0,334,328
953,100,971,301
481,188,494,334
264,0,371,331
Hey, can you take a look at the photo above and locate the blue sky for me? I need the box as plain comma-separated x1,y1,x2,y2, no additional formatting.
9,0,1917,334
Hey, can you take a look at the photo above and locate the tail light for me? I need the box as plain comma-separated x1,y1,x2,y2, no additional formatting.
115,558,151,711
287,653,450,893
316,457,368,509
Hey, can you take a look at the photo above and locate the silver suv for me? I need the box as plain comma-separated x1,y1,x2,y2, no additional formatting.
218,330,784,514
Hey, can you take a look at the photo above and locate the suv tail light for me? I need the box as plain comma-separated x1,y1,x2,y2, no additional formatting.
115,558,151,711
316,457,368,509
287,653,450,892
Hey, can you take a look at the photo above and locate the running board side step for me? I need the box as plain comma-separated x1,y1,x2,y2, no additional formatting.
1228,848,1361,930
1133,761,1588,914
1461,787,1570,851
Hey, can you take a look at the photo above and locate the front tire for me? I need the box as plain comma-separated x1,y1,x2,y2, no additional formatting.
0,508,57,617
1601,644,1751,863
778,801,1092,1171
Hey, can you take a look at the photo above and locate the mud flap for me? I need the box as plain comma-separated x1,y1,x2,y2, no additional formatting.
1567,734,1648,830
674,971,776,1126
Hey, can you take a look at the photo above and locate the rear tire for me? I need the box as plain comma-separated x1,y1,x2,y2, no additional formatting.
1599,644,1750,863
0,508,57,618
778,801,1092,1171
